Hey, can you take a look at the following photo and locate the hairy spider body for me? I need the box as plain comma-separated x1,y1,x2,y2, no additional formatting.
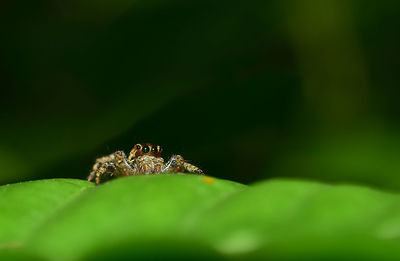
87,143,204,184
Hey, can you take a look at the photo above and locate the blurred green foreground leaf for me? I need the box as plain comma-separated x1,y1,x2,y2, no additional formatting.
1,175,400,261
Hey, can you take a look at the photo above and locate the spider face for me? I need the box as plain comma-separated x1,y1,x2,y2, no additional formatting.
128,143,162,161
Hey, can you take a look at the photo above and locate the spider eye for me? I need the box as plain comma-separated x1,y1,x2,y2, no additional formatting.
142,146,150,153
151,147,158,154
136,145,141,150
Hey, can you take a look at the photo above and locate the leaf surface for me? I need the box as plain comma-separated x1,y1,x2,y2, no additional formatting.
2,176,400,260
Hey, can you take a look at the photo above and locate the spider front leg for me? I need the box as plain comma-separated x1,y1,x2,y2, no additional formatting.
88,151,137,184
93,162,119,185
88,153,116,183
162,155,204,174
113,150,138,176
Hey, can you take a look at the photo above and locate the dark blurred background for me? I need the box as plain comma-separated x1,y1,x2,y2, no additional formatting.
0,0,399,189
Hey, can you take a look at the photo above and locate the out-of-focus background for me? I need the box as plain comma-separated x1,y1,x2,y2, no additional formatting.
1,0,399,188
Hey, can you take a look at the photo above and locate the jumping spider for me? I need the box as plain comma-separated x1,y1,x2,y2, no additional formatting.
87,143,204,184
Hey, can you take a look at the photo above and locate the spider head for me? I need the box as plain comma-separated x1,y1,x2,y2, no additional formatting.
128,143,162,160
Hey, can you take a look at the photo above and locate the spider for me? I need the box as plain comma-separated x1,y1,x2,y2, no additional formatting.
87,143,204,184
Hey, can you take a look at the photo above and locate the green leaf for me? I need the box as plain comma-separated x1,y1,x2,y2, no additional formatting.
0,249,45,261
82,238,226,261
2,176,400,261
187,179,400,259
0,179,93,245
23,175,244,261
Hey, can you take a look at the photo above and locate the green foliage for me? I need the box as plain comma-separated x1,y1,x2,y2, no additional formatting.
1,175,400,260
0,179,93,244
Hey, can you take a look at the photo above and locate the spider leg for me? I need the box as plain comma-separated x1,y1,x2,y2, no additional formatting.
162,155,181,173
88,154,116,182
114,151,137,176
162,155,204,174
93,162,117,185
183,162,204,174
